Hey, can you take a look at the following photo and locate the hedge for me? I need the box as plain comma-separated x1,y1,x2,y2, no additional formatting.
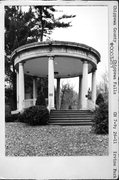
18,105,49,126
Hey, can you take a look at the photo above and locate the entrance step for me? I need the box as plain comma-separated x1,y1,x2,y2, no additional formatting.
49,110,94,125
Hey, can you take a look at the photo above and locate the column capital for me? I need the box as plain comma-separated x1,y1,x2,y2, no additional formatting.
48,56,54,61
83,60,88,64
92,67,97,73
56,77,60,80
19,61,25,65
32,75,37,80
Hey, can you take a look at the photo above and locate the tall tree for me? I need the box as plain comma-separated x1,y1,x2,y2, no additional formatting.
5,6,39,109
34,6,75,41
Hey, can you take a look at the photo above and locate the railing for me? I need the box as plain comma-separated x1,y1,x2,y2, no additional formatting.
23,99,36,109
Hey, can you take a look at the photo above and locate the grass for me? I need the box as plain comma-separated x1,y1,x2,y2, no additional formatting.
5,122,108,156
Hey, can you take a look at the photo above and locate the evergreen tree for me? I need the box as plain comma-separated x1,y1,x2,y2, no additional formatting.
5,6,39,109
34,6,75,41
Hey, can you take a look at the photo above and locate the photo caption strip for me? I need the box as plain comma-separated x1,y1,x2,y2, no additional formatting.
109,1,118,179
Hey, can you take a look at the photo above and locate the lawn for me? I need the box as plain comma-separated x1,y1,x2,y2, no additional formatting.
5,122,108,156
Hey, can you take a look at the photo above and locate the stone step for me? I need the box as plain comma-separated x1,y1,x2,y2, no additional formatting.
49,120,92,123
50,110,92,113
50,114,94,117
49,110,94,125
48,122,93,126
50,113,93,115
50,117,93,120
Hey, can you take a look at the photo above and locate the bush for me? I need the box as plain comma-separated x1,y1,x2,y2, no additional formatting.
5,113,20,122
36,92,46,106
92,102,108,134
96,93,104,106
18,105,49,126
5,104,11,116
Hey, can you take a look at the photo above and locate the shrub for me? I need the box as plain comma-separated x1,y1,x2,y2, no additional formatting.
5,103,20,122
36,92,46,106
5,104,11,116
92,102,108,134
5,113,20,122
18,105,49,126
96,93,104,106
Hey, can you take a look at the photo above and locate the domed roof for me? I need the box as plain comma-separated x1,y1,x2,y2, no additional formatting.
12,41,101,78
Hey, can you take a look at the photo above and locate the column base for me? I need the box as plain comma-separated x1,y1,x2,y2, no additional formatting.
47,106,55,112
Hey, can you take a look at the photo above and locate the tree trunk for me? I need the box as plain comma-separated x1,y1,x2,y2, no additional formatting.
39,7,44,42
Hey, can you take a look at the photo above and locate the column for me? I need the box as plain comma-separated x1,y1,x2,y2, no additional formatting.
16,70,19,110
81,61,88,110
56,78,60,110
33,77,37,105
19,62,25,111
92,70,96,106
78,75,82,109
48,56,55,111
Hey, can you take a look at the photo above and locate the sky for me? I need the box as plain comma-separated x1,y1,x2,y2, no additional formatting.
49,6,108,92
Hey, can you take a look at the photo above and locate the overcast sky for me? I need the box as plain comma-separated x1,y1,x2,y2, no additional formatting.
50,6,108,92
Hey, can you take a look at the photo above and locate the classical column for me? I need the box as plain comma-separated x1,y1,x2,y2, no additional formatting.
56,78,60,110
78,75,82,109
81,61,88,109
16,70,19,110
33,77,37,105
92,70,96,106
19,62,25,111
48,56,55,110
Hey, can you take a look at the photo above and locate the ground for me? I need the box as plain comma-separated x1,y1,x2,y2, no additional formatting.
5,122,108,156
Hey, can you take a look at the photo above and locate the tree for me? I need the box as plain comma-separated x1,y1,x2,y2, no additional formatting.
34,6,75,41
96,70,109,103
5,6,76,109
5,6,39,109
96,93,104,106
60,83,78,110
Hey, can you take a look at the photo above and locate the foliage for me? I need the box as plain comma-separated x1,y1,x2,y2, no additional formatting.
37,77,48,98
24,76,48,99
34,6,75,41
36,91,46,106
5,6,38,55
5,99,19,122
18,105,49,125
5,6,38,109
5,87,16,110
5,104,11,116
92,102,108,134
96,70,109,103
60,83,78,109
5,113,20,122
96,93,104,106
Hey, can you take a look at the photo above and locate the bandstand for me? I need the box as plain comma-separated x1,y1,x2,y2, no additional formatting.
11,41,100,113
